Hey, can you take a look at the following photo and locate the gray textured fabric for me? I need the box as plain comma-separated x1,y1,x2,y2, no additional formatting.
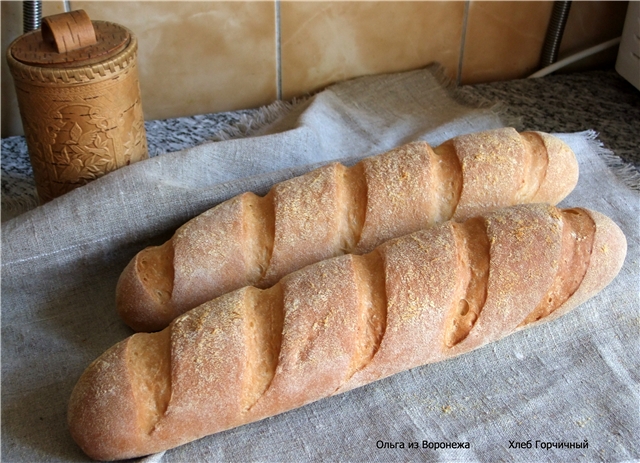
2,66,638,463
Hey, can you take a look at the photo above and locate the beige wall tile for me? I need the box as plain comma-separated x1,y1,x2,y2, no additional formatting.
280,2,464,100
461,1,554,84
68,1,277,121
560,1,628,55
555,0,629,72
42,0,67,17
2,0,629,139
2,1,67,137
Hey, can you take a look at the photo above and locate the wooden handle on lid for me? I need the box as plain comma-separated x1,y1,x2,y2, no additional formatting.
41,9,97,53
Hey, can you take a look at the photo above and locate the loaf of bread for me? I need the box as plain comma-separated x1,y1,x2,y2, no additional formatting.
69,204,625,460
116,128,579,332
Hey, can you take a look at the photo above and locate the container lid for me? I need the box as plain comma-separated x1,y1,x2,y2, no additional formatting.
10,10,130,68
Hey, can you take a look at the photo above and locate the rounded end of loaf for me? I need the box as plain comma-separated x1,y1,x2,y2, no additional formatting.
116,251,175,333
530,132,579,204
68,339,142,461
585,209,627,283
550,208,627,321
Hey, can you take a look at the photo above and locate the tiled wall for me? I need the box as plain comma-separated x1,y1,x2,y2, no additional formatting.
1,1,629,137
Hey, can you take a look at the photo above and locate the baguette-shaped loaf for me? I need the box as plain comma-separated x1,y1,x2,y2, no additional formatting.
117,128,579,332
70,204,625,460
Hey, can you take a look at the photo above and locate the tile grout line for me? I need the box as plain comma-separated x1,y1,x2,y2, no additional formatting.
275,0,282,100
457,0,470,86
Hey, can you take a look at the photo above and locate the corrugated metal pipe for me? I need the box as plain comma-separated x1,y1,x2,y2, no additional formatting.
23,1,43,33
539,1,573,68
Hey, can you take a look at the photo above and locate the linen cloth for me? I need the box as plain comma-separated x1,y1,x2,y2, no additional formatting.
2,66,638,462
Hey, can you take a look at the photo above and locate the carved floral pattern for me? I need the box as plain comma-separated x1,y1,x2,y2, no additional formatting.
13,61,148,203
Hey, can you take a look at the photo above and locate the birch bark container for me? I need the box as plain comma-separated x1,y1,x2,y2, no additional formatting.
6,10,148,203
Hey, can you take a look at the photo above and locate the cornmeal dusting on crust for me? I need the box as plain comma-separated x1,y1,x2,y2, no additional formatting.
73,204,627,461
340,223,460,390
519,208,595,326
357,142,439,252
454,128,530,220
172,195,250,310
247,256,363,419
262,163,344,286
447,204,563,356
122,129,578,332
149,291,252,445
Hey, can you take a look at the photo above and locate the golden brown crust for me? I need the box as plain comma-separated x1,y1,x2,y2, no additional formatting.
116,129,579,332
73,205,626,460
68,339,142,460
260,163,346,287
444,217,490,347
127,330,172,436
356,141,441,252
171,194,253,310
536,208,627,325
248,255,364,419
115,248,176,333
452,128,528,219
240,191,275,287
519,208,594,326
340,222,461,390
449,204,564,356
531,131,579,204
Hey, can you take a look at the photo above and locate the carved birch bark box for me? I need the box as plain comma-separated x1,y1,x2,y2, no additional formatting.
6,10,148,203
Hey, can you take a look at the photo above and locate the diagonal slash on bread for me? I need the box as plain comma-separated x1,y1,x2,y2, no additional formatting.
116,128,579,332
70,204,626,460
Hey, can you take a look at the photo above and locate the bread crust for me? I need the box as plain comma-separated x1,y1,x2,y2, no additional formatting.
531,131,579,204
70,204,626,460
116,128,580,332
68,340,141,460
116,252,176,332
531,208,627,326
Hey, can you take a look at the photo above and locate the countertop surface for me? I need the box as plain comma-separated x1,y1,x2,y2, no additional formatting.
2,68,639,217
